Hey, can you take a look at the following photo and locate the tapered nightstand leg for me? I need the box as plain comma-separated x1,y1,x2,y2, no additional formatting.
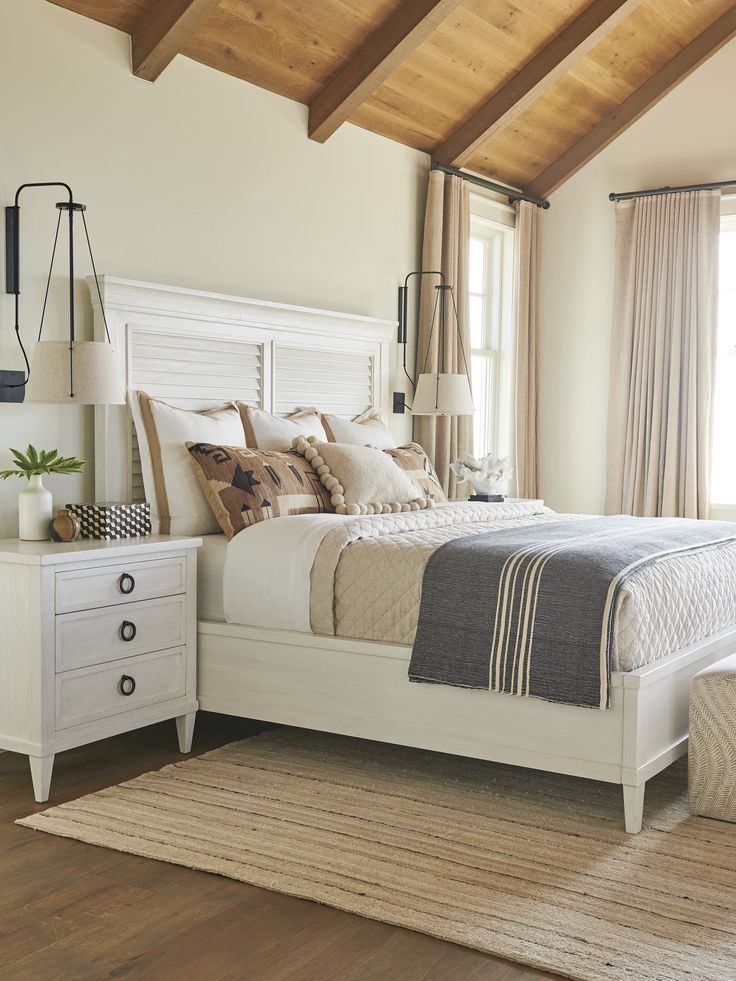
29,754,55,803
623,783,645,834
176,712,196,753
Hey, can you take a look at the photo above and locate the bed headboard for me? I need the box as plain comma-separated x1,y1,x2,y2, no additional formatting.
90,276,394,503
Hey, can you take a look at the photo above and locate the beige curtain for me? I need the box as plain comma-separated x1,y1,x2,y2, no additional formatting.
605,190,720,518
414,170,473,498
514,201,541,499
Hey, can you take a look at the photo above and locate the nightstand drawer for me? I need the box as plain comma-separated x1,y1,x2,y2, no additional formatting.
55,556,187,614
56,596,187,672
55,648,187,730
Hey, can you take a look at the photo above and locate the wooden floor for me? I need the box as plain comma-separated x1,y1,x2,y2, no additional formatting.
0,714,555,980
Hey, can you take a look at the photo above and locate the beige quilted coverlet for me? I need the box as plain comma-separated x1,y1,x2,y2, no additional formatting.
309,502,736,672
311,502,568,641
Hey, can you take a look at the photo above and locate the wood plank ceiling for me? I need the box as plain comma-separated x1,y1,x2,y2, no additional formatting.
48,0,736,198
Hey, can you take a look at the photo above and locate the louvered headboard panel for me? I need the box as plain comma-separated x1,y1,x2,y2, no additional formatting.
91,277,393,503
130,331,263,406
127,329,264,503
274,345,374,418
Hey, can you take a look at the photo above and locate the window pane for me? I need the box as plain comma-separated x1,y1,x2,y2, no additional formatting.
469,238,484,294
720,229,736,279
469,212,515,478
718,288,736,350
712,221,736,502
711,354,736,502
472,352,494,459
469,294,484,348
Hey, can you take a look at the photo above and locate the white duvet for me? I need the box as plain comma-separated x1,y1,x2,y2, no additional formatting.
222,503,736,673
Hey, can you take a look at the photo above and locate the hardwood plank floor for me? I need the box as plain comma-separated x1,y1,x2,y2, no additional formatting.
0,714,555,980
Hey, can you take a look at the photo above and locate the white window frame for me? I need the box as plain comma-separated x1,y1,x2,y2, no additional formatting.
469,192,516,465
711,195,736,516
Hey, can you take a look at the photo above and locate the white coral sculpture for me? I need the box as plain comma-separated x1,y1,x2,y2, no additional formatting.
450,453,513,495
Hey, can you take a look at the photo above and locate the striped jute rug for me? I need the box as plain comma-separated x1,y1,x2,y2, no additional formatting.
18,729,736,980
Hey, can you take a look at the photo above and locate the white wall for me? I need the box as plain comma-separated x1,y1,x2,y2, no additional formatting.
0,0,426,538
540,38,736,515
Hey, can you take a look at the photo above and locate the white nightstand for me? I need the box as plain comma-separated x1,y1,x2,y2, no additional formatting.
0,535,201,801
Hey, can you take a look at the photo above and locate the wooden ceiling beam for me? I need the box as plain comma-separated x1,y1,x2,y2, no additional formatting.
132,0,222,81
308,0,462,144
525,6,736,199
433,0,643,169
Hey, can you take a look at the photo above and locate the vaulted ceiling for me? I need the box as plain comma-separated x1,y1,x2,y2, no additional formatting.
49,0,736,198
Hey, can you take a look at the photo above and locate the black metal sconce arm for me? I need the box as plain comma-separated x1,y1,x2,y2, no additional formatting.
397,270,445,348
395,270,447,412
4,182,79,392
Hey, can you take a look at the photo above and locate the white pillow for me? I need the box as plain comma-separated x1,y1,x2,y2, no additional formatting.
130,390,247,535
238,404,327,450
321,409,396,449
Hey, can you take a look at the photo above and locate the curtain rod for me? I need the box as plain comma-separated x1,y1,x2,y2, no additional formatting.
431,162,550,210
609,178,736,202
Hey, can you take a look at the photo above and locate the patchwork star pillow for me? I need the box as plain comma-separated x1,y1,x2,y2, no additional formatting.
384,443,447,503
186,442,333,538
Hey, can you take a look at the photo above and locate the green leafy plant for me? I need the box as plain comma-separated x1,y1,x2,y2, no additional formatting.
0,444,85,481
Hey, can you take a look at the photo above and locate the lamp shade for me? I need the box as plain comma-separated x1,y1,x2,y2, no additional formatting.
25,341,125,405
412,372,474,416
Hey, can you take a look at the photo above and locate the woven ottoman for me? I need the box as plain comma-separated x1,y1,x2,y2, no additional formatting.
689,653,736,822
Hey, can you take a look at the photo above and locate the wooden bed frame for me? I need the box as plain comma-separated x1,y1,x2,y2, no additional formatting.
92,275,736,833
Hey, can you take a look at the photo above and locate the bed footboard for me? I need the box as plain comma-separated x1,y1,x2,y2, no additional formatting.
198,621,736,833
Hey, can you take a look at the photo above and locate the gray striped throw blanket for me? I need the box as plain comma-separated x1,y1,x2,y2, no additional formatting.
409,515,736,709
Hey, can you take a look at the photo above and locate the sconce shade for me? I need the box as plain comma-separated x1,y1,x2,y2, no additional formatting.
25,341,125,405
412,372,474,416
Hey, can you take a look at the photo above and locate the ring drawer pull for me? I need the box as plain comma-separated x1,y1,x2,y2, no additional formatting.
118,573,135,595
119,620,137,642
119,675,136,696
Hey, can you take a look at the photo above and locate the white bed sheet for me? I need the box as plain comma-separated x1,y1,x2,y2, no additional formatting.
223,513,352,631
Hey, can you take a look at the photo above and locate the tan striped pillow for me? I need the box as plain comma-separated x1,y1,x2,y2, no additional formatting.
238,404,327,450
131,391,246,535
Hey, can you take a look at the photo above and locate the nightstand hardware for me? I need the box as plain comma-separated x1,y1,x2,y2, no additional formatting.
119,620,137,642
119,675,136,696
118,572,135,594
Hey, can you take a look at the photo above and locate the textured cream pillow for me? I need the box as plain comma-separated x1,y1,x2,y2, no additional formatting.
321,409,396,449
238,404,327,450
292,436,432,515
131,391,247,535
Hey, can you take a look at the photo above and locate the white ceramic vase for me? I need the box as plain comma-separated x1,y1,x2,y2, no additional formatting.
18,474,53,541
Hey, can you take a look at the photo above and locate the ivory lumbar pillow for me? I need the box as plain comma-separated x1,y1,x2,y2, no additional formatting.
131,391,247,535
238,404,327,451
321,408,396,450
292,436,432,515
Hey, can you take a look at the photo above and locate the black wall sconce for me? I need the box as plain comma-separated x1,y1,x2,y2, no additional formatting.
2,181,123,405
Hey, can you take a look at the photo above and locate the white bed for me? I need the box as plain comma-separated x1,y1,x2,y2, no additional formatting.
197,534,228,623
91,275,736,834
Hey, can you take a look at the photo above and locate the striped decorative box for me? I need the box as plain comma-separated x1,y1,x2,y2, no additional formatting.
66,502,151,540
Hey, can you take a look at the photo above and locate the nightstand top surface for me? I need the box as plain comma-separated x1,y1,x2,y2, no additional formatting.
0,535,202,565
446,498,544,505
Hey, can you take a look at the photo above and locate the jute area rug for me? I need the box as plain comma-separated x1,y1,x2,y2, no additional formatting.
18,729,736,980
